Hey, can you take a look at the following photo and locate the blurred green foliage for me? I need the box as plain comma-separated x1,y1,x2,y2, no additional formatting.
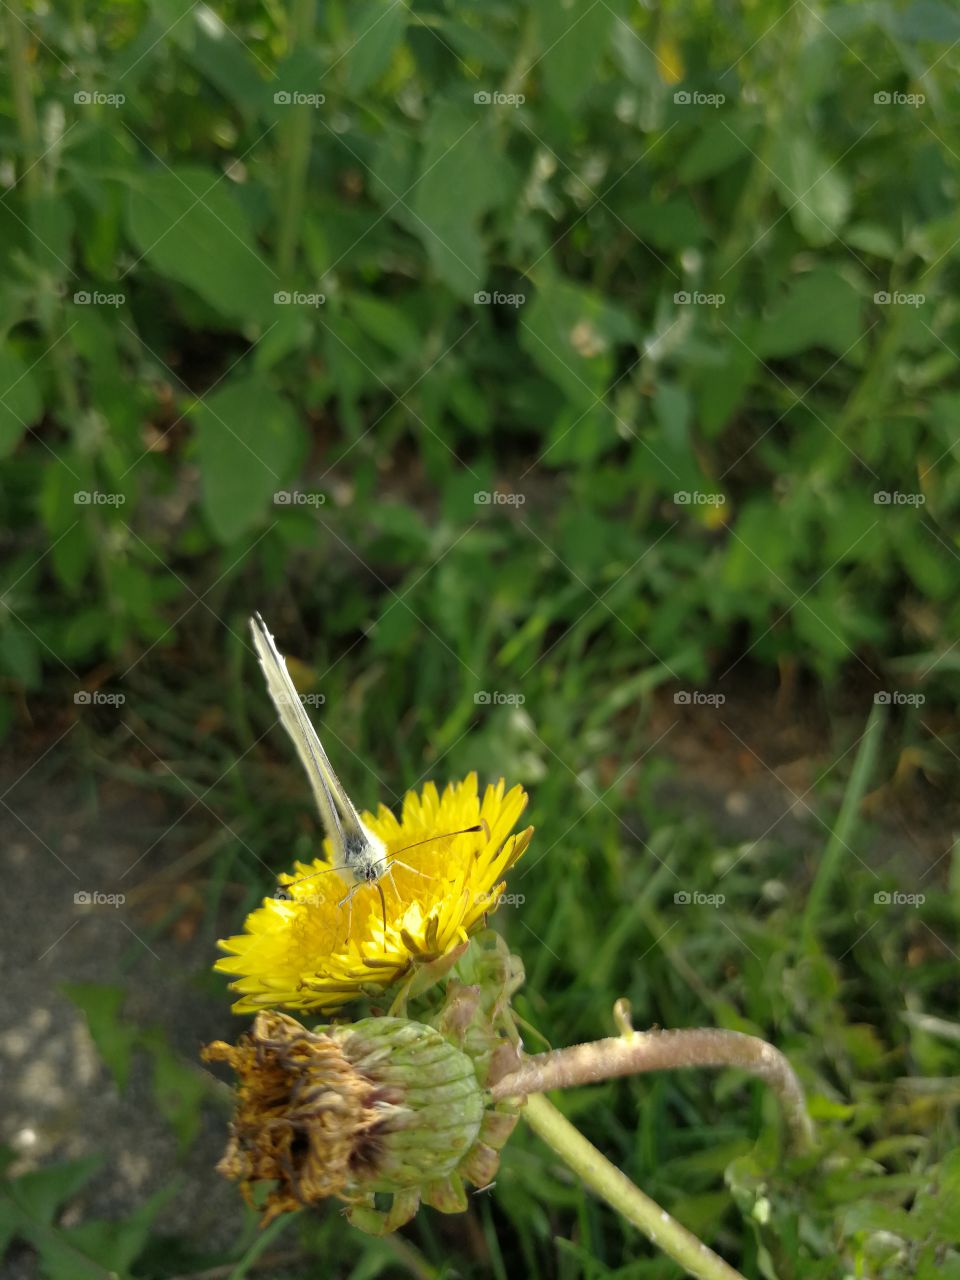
2,0,960,715
3,0,960,1277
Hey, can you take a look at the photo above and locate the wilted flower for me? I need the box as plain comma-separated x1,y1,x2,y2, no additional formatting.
203,1009,519,1231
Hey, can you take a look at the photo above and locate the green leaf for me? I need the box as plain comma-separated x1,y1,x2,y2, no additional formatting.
0,626,41,688
698,341,757,435
345,0,407,94
196,374,303,543
754,269,862,358
348,294,421,358
0,342,42,456
165,1,268,116
411,105,503,298
58,1184,178,1277
29,194,74,279
124,166,278,322
141,1030,209,1154
678,118,756,182
520,279,634,411
535,0,613,110
911,1148,960,1244
771,131,852,246
4,1157,102,1226
61,984,138,1091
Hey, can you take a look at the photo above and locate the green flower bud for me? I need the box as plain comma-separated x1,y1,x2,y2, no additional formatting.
203,1011,491,1228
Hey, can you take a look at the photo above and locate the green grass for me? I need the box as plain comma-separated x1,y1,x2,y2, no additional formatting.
3,0,960,1275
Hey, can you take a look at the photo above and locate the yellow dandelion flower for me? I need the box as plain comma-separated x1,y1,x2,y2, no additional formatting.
216,772,534,1014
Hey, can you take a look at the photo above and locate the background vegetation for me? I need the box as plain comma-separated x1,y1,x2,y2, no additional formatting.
2,0,959,1276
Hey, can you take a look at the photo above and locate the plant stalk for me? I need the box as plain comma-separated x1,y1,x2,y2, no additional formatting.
492,1027,815,1154
276,0,316,277
523,1093,746,1280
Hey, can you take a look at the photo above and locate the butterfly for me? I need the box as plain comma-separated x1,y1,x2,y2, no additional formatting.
250,614,483,930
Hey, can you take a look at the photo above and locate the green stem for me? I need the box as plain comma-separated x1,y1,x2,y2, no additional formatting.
276,0,316,277
523,1094,746,1280
4,0,41,203
802,702,886,947
227,1213,292,1280
493,1026,815,1155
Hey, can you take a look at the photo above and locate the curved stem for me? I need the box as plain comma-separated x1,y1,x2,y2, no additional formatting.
492,1027,814,1154
523,1094,746,1280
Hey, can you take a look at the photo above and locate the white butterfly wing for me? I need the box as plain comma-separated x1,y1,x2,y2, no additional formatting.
249,614,363,861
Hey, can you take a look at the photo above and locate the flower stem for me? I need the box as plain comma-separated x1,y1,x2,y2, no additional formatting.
492,1027,814,1154
523,1094,746,1280
276,0,316,277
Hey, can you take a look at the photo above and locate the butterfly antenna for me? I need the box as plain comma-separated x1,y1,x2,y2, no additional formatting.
388,822,487,860
276,862,352,894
